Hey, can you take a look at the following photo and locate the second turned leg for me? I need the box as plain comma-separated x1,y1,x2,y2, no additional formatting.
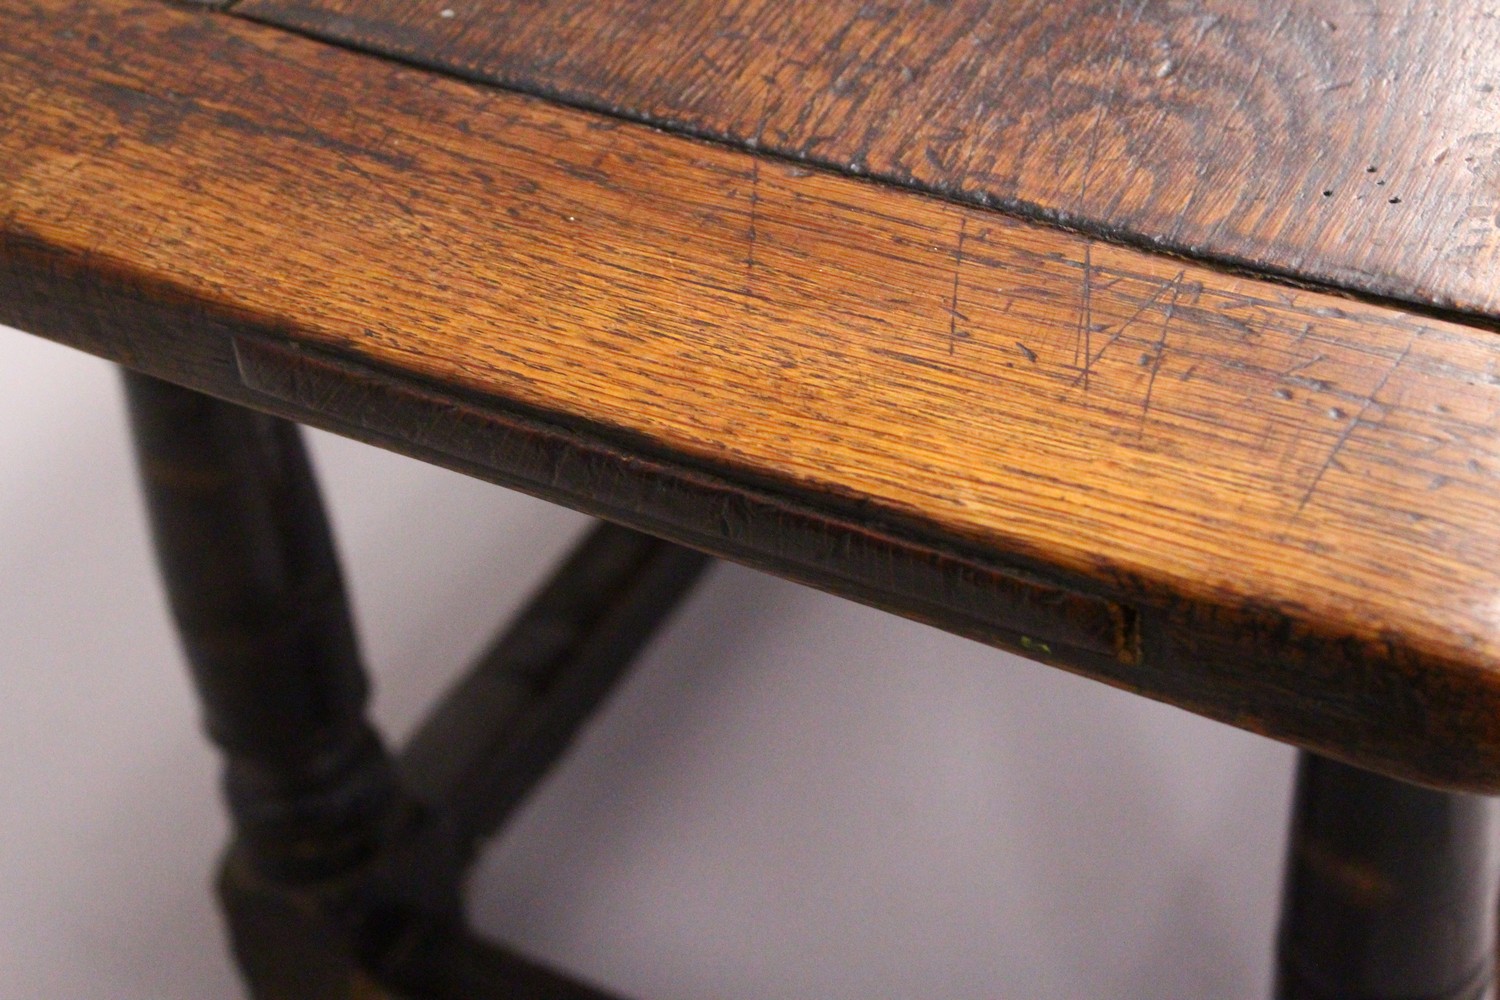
1276,752,1498,1000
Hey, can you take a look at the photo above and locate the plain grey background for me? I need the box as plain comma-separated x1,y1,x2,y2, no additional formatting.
1,325,1296,998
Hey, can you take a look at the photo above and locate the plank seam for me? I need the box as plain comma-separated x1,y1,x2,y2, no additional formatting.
219,1,1500,339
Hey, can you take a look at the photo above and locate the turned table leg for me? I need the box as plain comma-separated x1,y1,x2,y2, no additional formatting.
123,370,707,998
122,369,398,880
1276,751,1498,1000
124,370,406,996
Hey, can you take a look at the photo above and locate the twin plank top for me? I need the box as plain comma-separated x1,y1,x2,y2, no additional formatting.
241,0,1500,318
6,0,1500,788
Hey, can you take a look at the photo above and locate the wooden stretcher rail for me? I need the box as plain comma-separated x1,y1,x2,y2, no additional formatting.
5,0,1500,789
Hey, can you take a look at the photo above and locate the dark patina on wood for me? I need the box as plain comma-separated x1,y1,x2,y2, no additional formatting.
124,369,398,882
1277,753,1497,1000
126,372,644,998
237,0,1500,320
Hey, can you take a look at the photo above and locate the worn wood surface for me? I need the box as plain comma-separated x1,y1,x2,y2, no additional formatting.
8,0,1500,789
237,0,1500,320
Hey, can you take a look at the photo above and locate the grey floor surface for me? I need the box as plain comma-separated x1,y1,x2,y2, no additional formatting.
1,329,1295,999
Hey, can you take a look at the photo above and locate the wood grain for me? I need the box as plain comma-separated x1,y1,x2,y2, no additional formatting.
8,0,1500,788
235,0,1500,321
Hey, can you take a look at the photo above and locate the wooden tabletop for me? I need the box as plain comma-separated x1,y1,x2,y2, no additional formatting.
4,0,1500,790
240,0,1500,319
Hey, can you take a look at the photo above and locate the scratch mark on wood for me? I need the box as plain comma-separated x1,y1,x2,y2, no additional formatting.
1220,9,1287,155
1286,375,1334,394
1073,274,1171,385
1297,340,1414,511
948,214,967,355
1139,270,1185,432
1284,353,1326,376
1077,96,1109,213
744,157,759,309
1074,0,1137,213
1075,242,1094,387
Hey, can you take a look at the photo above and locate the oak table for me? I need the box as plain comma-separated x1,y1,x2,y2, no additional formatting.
4,0,1500,996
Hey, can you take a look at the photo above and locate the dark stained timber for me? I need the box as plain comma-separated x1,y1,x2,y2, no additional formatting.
379,921,625,1000
400,519,711,865
123,369,398,882
1276,752,1498,1000
125,370,654,998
